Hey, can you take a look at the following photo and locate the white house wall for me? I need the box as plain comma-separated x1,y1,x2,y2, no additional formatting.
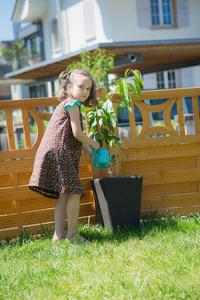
61,0,112,53
109,0,137,42
94,0,112,43
66,1,85,53
29,0,200,61
109,0,200,42
193,66,200,88
42,0,60,61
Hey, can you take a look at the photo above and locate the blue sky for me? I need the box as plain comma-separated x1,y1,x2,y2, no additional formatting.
0,0,16,41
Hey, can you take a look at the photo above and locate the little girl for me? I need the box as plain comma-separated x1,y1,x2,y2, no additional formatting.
29,69,100,244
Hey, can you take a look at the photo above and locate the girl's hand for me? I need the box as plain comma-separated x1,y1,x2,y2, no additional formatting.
92,141,100,151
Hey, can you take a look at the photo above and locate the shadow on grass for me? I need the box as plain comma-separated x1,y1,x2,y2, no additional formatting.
1,212,200,248
79,212,200,244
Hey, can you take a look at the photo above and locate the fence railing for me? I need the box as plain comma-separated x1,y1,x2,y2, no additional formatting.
0,87,200,239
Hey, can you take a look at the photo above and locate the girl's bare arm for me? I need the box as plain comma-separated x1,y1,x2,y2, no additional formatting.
67,105,99,150
82,143,93,158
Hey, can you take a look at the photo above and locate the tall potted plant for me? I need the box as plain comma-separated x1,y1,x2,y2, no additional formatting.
84,69,144,231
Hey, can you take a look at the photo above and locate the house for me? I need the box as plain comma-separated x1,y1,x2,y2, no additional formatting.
4,0,200,103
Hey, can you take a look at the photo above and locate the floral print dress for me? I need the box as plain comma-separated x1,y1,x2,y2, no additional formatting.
28,99,85,199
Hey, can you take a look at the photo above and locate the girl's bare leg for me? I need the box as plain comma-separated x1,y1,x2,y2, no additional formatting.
65,193,81,240
52,193,68,242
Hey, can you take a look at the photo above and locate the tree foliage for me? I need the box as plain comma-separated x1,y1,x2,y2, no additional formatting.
66,48,114,91
1,40,29,70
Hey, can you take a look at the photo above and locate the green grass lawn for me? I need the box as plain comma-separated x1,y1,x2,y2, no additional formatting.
0,214,200,300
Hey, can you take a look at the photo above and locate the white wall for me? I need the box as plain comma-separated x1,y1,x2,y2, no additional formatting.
193,66,200,88
66,1,86,52
109,0,200,42
43,0,61,61
41,0,200,60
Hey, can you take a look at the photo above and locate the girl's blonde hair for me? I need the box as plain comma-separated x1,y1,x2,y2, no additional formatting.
57,69,98,107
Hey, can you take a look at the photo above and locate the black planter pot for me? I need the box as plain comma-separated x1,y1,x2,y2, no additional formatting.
91,176,143,231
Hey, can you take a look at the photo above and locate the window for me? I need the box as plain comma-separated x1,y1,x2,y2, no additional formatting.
157,70,177,89
118,105,143,125
151,0,173,26
52,18,60,52
137,0,189,28
29,85,46,98
29,85,49,113
26,34,41,64
150,70,178,120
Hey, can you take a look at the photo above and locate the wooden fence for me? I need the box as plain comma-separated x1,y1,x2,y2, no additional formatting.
0,87,200,239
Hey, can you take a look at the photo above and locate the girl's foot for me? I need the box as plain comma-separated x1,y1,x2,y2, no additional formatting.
52,233,65,243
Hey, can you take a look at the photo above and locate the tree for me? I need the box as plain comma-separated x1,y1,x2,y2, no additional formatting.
66,48,114,92
1,40,29,70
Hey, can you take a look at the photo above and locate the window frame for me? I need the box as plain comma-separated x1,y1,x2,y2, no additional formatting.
52,18,61,53
151,0,174,28
156,70,178,89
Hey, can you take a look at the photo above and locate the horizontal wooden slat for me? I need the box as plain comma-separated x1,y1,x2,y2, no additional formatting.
17,172,32,186
122,156,197,173
111,87,200,103
0,174,12,188
19,191,94,212
13,169,91,186
78,165,91,177
120,143,200,161
122,135,200,148
122,168,200,185
141,206,200,218
0,159,90,177
0,97,59,110
0,203,95,230
141,192,200,211
0,215,98,240
0,158,34,175
0,201,15,215
0,148,37,161
142,181,198,197
0,178,93,203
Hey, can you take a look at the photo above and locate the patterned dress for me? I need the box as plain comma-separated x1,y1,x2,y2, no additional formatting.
28,99,85,199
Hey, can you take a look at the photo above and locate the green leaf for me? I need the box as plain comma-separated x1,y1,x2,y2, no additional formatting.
82,106,91,112
102,108,109,119
87,111,94,119
107,120,114,132
106,136,113,147
119,78,130,103
96,109,102,117
102,98,114,113
94,131,100,141
127,82,140,101
131,69,144,88
89,117,97,129
109,113,117,127
112,136,121,142
118,78,132,111
98,117,104,127
125,68,130,77
102,128,109,136
88,132,93,137
116,140,122,148
98,137,104,147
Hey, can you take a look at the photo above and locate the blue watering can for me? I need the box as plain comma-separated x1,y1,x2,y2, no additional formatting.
92,148,112,169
